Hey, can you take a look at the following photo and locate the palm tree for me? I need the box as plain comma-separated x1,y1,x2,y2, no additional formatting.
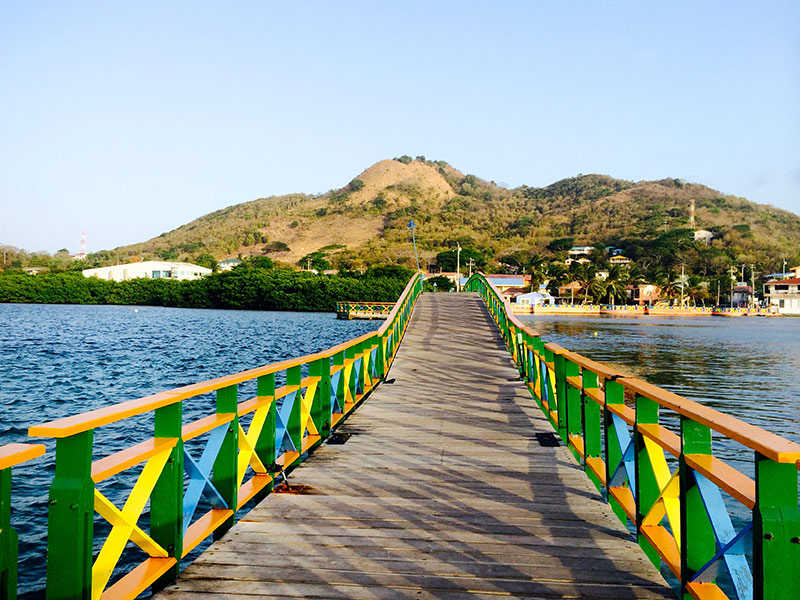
529,254,546,292
604,265,628,306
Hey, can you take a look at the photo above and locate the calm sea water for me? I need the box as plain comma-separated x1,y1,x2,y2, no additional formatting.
516,313,800,447
0,304,379,597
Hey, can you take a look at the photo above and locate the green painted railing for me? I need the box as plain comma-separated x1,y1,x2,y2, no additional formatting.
3,274,423,600
465,272,800,600
1,444,46,600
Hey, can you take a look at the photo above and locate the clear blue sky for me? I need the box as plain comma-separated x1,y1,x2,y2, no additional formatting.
1,1,798,254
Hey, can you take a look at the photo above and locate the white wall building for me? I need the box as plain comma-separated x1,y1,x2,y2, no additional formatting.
83,261,212,282
764,277,800,315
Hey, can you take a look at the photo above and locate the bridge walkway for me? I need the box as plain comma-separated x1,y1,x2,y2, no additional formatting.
159,293,673,599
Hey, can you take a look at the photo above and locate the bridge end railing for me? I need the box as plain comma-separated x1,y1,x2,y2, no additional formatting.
464,272,800,600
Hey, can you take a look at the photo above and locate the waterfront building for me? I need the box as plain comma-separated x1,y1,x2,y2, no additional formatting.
82,261,212,282
514,290,556,307
764,273,800,315
627,284,660,306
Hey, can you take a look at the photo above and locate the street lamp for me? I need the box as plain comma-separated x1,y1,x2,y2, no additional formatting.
408,221,421,272
456,243,461,292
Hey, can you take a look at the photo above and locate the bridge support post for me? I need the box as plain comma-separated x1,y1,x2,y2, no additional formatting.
753,453,800,600
46,432,94,600
213,384,238,538
151,401,184,589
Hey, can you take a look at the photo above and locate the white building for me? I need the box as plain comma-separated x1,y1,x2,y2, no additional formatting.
568,246,594,257
693,229,714,244
764,273,800,315
218,258,242,271
83,261,212,282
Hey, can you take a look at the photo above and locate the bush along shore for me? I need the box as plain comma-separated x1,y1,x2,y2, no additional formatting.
0,264,414,311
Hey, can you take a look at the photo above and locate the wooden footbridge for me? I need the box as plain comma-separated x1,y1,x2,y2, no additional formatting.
2,274,799,600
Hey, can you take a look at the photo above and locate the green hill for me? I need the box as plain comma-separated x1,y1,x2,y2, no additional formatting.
90,157,800,276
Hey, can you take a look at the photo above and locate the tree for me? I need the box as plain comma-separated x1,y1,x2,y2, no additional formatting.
436,248,485,272
547,237,575,253
195,253,218,272
424,275,455,292
348,179,365,192
242,256,274,270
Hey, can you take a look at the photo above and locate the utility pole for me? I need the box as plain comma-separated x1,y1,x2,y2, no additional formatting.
680,264,685,307
729,266,736,308
782,257,787,275
468,258,474,279
749,264,756,308
456,243,461,292
408,221,420,273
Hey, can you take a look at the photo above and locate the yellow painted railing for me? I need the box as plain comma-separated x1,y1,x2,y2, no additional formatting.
465,272,800,600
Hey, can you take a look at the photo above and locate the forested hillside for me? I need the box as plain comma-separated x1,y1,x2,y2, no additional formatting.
3,157,799,285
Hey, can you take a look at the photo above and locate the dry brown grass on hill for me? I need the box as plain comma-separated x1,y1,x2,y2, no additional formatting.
346,159,457,207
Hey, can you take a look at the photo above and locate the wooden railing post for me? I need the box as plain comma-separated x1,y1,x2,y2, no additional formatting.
0,465,15,600
213,385,238,538
151,401,184,588
634,394,661,568
311,357,332,439
553,352,568,442
46,432,94,600
679,418,715,599
286,365,303,451
255,373,276,498
564,357,582,460
581,370,603,494
604,379,627,525
753,453,800,600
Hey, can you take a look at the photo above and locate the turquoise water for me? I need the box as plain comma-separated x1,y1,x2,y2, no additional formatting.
0,304,379,597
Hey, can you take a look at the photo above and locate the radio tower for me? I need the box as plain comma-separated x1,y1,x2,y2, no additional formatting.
689,199,696,230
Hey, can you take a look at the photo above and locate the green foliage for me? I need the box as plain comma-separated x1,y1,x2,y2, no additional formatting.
0,268,411,311
395,155,413,165
264,241,290,253
547,237,574,252
194,253,218,271
348,179,365,192
240,255,274,270
424,275,455,292
435,248,485,271
298,251,332,271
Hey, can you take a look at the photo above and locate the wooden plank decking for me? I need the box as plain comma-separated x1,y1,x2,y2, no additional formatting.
159,293,674,599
